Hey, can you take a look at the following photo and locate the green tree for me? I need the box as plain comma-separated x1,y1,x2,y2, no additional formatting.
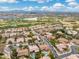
11,48,18,59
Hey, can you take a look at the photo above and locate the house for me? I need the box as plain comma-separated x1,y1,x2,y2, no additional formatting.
39,44,49,51
16,37,24,43
58,38,69,44
4,45,12,59
0,44,5,54
17,48,29,57
63,54,79,59
71,39,79,45
45,32,53,39
36,36,41,40
24,31,30,35
28,45,39,52
56,43,68,52
19,56,28,59
25,37,32,42
9,33,16,37
4,29,11,33
32,36,37,39
39,56,51,59
53,24,63,30
23,17,38,21
2,33,10,38
6,38,15,44
66,30,77,36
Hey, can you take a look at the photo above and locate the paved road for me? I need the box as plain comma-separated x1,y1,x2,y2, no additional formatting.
71,46,79,54
42,36,59,58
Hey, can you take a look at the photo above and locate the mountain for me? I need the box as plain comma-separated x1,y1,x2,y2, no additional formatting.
0,10,79,16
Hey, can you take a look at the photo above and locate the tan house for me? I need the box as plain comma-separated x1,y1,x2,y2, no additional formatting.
28,45,39,52
56,43,68,52
17,48,29,57
72,39,79,45
39,56,51,59
39,44,49,51
6,38,15,44
16,37,24,43
58,38,69,44
64,54,79,59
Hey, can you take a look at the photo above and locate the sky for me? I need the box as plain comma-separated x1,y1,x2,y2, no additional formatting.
0,0,79,12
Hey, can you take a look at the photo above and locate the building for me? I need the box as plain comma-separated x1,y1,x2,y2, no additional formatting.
17,48,29,57
23,17,38,21
39,56,51,59
28,45,39,52
63,54,79,59
72,39,79,45
56,43,68,52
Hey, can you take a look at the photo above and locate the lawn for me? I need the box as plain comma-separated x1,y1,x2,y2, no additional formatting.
76,47,79,53
49,39,58,47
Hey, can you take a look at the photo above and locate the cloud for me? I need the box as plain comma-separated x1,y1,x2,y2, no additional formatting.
22,0,27,1
75,6,79,9
68,2,78,7
53,3,65,9
66,6,79,12
0,6,35,11
0,0,18,3
41,6,49,11
51,2,78,12
0,7,10,11
39,3,66,12
0,6,22,11
23,6,35,11
0,1,78,12
66,0,79,8
36,0,46,3
66,0,75,2
23,0,51,3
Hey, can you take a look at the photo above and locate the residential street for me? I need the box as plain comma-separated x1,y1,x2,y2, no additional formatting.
32,29,79,59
